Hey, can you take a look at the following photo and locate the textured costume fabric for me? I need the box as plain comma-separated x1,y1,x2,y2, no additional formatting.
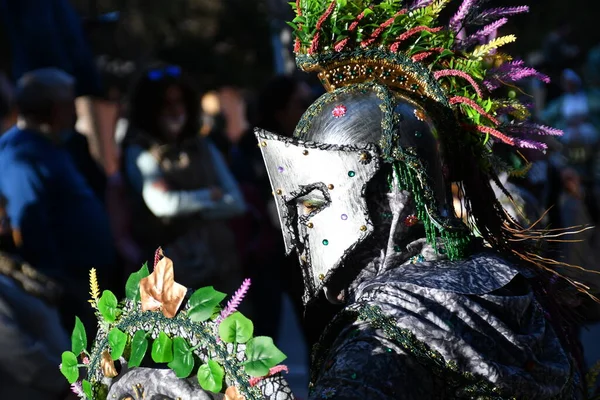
310,247,580,399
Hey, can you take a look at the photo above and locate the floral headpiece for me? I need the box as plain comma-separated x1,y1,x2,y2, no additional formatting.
291,0,560,162
60,249,288,400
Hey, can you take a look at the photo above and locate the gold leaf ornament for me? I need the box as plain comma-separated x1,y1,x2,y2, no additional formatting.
225,386,246,400
101,350,118,378
139,254,187,318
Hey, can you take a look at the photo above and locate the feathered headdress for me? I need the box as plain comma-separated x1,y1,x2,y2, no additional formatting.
289,0,600,300
290,0,558,154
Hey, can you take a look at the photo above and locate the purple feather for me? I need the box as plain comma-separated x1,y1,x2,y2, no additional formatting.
450,0,478,32
472,6,529,25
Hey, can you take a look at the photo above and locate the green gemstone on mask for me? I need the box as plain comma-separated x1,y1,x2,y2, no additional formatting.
322,239,329,246
348,171,356,177
351,373,357,379
415,131,422,138
393,245,401,252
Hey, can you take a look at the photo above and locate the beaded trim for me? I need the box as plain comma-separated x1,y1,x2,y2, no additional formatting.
297,50,449,106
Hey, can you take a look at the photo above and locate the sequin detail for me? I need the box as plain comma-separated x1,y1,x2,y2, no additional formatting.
404,215,419,227
332,105,347,118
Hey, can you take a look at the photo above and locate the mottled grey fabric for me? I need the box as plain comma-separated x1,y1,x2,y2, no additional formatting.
309,251,581,399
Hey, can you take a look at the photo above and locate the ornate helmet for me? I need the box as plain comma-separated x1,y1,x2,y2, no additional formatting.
257,0,562,303
60,251,292,400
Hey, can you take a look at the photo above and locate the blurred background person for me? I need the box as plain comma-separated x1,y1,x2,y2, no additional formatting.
120,64,246,292
0,68,115,334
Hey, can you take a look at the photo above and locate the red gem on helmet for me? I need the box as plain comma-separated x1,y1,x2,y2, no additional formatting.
332,105,347,118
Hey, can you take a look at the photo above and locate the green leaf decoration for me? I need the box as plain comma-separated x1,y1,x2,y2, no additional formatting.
197,360,224,393
108,328,128,360
71,316,87,356
244,336,287,377
97,290,119,323
129,330,149,368
168,337,195,378
125,262,150,301
60,351,79,384
187,286,227,323
151,332,173,363
82,379,93,399
219,312,254,344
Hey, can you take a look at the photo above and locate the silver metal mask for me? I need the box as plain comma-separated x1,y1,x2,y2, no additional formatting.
257,82,467,302
255,129,380,300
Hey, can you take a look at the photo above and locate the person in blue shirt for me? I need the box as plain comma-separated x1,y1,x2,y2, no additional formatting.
0,68,115,333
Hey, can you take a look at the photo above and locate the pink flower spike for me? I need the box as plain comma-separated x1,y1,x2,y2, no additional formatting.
412,47,447,62
390,26,443,52
475,125,515,145
154,247,163,268
71,382,84,397
217,279,251,324
433,69,484,98
82,356,90,365
334,38,350,52
332,105,347,118
450,96,499,125
249,365,290,387
361,9,407,48
309,0,337,54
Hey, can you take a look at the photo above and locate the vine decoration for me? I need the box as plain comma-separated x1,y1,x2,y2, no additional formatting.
60,249,287,400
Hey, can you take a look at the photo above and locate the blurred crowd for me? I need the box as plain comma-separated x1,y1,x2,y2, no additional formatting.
0,17,600,400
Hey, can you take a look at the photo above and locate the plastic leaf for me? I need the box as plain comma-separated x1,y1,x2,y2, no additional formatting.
97,290,119,323
140,256,187,318
197,360,225,393
108,328,128,360
71,316,87,356
244,337,287,377
125,263,150,301
168,337,195,378
129,330,149,368
82,379,93,399
188,287,227,323
101,350,118,378
151,332,174,363
60,351,79,384
219,312,254,344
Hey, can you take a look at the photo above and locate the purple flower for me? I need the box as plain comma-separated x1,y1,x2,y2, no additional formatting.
484,62,549,91
71,382,84,398
472,6,529,25
449,0,478,32
515,138,548,151
505,122,563,137
217,279,251,323
460,18,508,48
409,0,435,9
